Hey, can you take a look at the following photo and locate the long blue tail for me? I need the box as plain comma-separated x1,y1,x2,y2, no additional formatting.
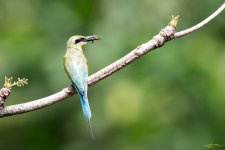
77,91,94,139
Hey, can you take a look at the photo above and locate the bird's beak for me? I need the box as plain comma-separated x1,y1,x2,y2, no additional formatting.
85,35,101,43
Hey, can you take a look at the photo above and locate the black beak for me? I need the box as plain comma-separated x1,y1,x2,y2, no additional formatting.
85,35,101,43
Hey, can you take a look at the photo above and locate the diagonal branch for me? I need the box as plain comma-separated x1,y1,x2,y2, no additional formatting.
0,3,224,118
0,19,177,117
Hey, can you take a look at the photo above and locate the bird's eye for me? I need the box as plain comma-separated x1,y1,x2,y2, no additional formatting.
75,38,85,44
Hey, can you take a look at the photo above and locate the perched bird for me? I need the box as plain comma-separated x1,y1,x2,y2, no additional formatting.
64,35,100,139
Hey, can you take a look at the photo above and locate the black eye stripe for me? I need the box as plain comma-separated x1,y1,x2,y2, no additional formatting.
74,39,80,44
75,38,85,44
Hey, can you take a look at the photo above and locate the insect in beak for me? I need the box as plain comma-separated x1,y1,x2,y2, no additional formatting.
85,35,101,43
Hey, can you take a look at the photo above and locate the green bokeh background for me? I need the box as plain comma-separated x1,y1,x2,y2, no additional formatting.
0,0,225,150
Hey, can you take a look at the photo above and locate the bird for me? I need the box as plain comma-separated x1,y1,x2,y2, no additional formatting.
64,35,100,139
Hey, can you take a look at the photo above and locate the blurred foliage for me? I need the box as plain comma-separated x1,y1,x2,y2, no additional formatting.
0,0,224,150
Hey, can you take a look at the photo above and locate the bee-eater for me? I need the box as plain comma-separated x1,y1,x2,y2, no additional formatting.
64,35,100,139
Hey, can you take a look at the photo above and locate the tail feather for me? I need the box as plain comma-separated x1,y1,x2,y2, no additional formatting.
77,91,94,139
87,118,94,140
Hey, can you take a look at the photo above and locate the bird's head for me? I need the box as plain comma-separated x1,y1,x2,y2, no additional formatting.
67,35,100,49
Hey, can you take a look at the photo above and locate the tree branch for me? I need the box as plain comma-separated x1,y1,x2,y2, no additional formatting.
0,3,224,118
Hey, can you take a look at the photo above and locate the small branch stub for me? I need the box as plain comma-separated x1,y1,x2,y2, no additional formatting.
169,15,179,29
151,16,178,48
0,76,28,109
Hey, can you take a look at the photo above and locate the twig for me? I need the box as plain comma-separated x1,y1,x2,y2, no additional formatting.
0,3,224,118
175,2,225,38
